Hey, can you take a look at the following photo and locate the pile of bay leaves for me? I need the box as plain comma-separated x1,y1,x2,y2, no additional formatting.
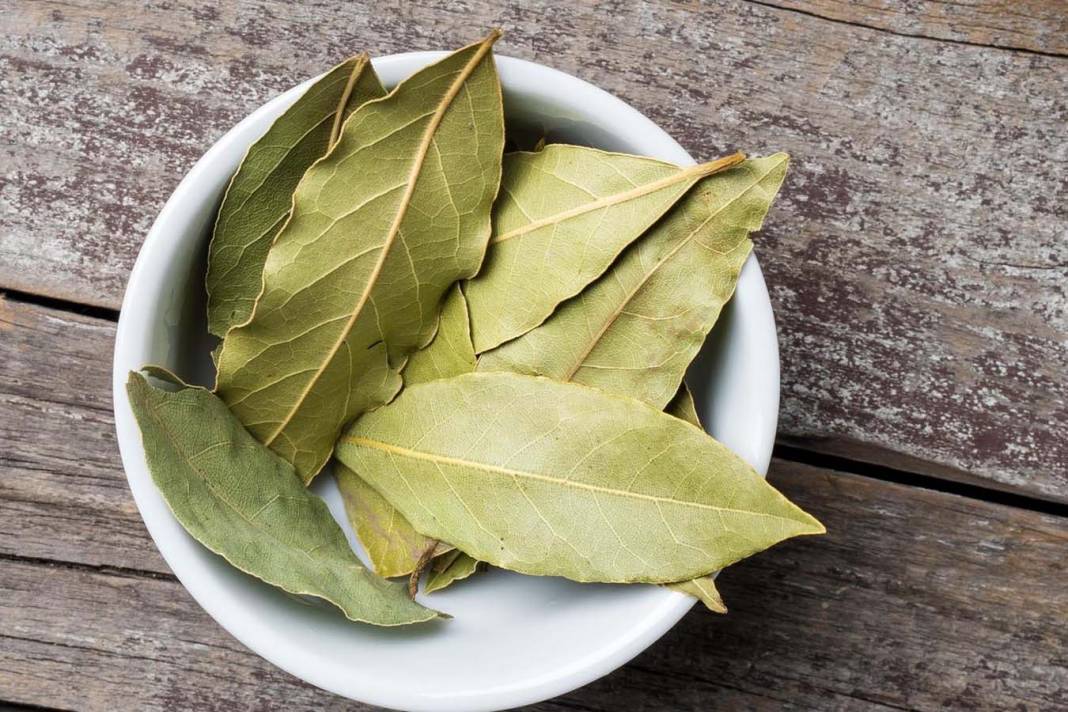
126,30,823,627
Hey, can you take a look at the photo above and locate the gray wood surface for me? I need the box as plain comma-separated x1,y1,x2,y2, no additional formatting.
2,297,1066,711
0,297,160,573
1,1,1066,710
764,0,1068,55
2,0,1066,502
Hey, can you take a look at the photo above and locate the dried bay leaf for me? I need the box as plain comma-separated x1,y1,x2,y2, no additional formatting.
479,154,788,410
125,371,438,626
465,146,745,353
336,462,446,578
425,551,483,594
215,33,505,482
337,372,824,584
337,285,473,577
206,54,386,338
405,385,728,600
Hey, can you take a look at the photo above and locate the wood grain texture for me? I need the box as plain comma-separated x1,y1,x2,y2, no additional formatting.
762,0,1068,55
1,463,1065,711
1,0,1065,501
0,296,167,573
1,298,1066,710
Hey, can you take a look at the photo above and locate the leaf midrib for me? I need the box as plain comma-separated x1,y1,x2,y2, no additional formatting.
342,434,800,522
263,36,497,448
329,53,371,146
491,151,745,245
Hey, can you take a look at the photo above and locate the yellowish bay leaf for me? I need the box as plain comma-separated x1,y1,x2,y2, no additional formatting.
425,551,483,594
668,577,727,613
479,154,787,410
465,146,744,353
337,372,824,584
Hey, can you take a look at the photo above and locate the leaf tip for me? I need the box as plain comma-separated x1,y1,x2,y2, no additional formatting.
801,512,827,537
483,28,504,45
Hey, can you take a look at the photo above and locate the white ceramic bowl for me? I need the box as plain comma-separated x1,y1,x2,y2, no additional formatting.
112,52,780,711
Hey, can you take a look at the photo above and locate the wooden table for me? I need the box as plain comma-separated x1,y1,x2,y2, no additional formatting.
2,2,1066,709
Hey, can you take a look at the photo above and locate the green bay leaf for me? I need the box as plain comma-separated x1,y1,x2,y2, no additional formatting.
465,146,744,353
214,33,505,482
337,285,472,578
206,54,386,338
125,371,437,626
337,372,824,584
478,154,788,410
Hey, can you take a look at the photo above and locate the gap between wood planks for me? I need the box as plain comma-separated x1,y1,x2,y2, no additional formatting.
4,284,1066,527
0,552,175,584
775,445,1068,519
1,288,119,322
746,0,1068,60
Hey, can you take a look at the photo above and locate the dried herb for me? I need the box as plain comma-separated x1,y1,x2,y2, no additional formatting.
668,577,726,613
124,33,822,628
401,284,478,384
479,154,787,410
465,145,744,352
126,371,437,626
426,551,483,594
337,372,824,584
206,54,386,338
336,462,447,579
214,33,505,482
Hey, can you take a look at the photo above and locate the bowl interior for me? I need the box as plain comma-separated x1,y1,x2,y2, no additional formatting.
113,52,779,712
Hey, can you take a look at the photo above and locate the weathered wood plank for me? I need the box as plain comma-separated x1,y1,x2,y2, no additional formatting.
556,469,1068,712
0,557,361,712
1,1,1065,500
0,296,167,574
763,0,1068,55
3,297,1066,709
1,461,1065,711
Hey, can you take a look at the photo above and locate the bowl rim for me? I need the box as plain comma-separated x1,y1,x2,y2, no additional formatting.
112,50,780,711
